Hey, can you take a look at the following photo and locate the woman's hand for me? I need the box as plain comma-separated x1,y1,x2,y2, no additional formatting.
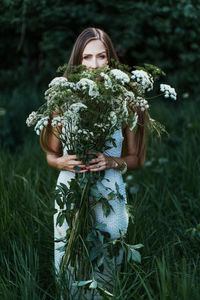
86,152,117,172
47,153,87,173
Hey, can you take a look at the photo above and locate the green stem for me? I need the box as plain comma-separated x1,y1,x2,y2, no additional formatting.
59,176,91,274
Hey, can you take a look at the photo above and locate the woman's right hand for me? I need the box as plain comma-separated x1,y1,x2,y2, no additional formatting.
45,128,88,173
46,152,87,173
56,153,87,173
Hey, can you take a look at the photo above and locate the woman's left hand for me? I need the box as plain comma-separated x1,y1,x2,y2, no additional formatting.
86,152,116,172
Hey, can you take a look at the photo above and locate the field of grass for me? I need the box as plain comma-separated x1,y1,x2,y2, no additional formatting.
0,97,200,299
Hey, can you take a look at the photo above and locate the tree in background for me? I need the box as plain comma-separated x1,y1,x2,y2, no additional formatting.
0,0,200,147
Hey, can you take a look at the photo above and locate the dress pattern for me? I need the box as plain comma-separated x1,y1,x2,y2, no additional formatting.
54,127,129,271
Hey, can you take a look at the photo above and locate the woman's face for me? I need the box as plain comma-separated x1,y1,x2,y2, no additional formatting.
82,40,108,69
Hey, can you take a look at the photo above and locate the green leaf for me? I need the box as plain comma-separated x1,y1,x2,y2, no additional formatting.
72,280,93,287
56,213,65,227
90,186,101,199
56,245,65,252
132,243,144,249
86,231,97,242
97,255,104,267
127,248,131,262
89,280,97,289
55,197,64,209
102,202,111,217
96,180,111,191
95,223,107,230
97,287,114,297
89,247,101,261
97,230,104,244
107,191,116,201
130,248,141,263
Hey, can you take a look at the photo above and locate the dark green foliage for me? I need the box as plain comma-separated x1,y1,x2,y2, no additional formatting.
1,0,200,90
1,0,200,147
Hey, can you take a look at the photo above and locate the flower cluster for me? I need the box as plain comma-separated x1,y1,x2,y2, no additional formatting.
34,116,49,135
49,76,69,88
135,97,149,111
160,84,177,100
100,72,113,90
131,70,153,92
26,111,39,127
110,69,130,85
76,78,99,98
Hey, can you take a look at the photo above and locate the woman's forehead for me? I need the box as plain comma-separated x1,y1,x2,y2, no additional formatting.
83,40,106,55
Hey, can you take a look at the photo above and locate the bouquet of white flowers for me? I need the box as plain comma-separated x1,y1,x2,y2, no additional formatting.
26,63,176,150
26,62,176,294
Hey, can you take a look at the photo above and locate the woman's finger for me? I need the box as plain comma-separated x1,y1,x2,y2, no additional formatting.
87,151,100,155
65,154,85,160
88,157,101,164
70,160,85,166
88,165,104,172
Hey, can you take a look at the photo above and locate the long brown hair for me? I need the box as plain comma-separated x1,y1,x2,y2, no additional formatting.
40,27,146,165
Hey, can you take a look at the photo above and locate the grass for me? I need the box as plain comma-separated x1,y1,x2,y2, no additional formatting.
0,97,200,299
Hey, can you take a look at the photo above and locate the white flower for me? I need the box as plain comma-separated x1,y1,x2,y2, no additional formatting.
76,78,99,97
110,69,130,85
131,70,154,91
26,111,39,127
34,116,49,135
100,72,113,89
109,111,117,126
134,96,149,111
122,100,129,117
51,116,62,127
62,103,87,125
129,112,138,131
48,78,75,98
124,90,136,102
49,77,68,87
160,84,177,100
69,103,87,112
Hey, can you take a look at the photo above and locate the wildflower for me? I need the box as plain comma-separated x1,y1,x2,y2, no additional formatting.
49,77,69,88
131,70,154,91
133,96,149,111
122,100,129,117
100,72,113,89
123,90,136,102
129,112,138,131
76,78,99,98
110,69,130,85
109,111,117,126
160,84,177,100
51,116,62,127
69,103,87,112
26,111,39,127
34,116,49,135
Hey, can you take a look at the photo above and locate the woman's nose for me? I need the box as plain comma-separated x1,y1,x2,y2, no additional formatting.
90,58,98,69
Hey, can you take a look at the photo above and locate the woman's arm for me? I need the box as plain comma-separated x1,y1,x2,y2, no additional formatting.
46,129,87,173
119,126,145,170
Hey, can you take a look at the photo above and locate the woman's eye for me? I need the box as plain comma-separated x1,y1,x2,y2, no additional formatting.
99,55,106,59
83,56,90,60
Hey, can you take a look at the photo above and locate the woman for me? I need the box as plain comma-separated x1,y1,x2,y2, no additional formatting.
40,27,146,276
